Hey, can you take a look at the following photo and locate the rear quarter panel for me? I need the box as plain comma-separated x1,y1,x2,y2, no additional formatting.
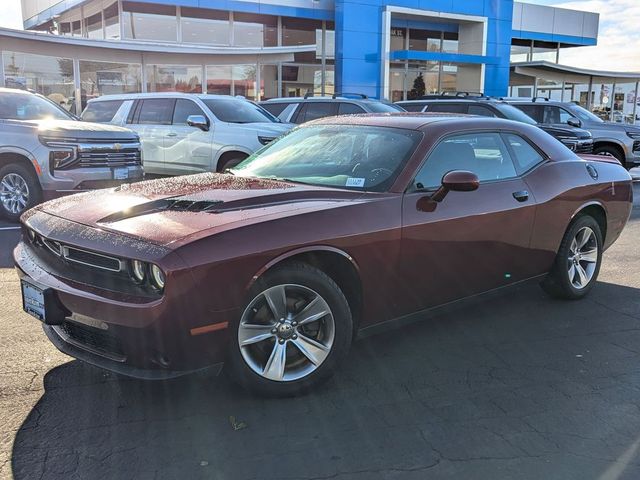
523,158,632,274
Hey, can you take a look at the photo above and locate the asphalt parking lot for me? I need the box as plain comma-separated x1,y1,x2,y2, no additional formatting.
1,185,640,480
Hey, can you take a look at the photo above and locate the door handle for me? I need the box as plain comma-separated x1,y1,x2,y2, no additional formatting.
512,190,529,202
166,132,178,137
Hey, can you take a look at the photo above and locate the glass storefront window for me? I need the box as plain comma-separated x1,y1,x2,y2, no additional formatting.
180,7,229,45
233,13,277,47
206,65,232,95
2,51,75,110
72,20,82,36
389,67,405,102
206,65,258,98
510,44,530,63
146,65,202,93
260,65,279,100
79,60,141,109
282,18,322,46
406,64,439,99
390,28,406,51
104,2,120,40
122,2,177,42
409,30,440,52
281,64,323,97
440,63,458,92
85,12,103,39
532,43,558,62
442,32,458,54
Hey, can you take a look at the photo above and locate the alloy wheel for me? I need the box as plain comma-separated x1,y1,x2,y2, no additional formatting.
0,173,30,215
238,284,335,382
567,226,598,289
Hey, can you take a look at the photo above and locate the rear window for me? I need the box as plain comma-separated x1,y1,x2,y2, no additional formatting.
366,102,405,113
261,103,290,117
81,100,124,123
202,98,275,123
425,103,467,114
399,103,427,112
293,102,338,123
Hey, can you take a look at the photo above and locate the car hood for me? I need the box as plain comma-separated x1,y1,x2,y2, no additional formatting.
590,121,640,134
34,173,366,247
226,121,292,137
0,118,139,140
539,124,591,139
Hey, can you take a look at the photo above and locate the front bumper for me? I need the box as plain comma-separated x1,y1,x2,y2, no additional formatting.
14,239,234,380
40,165,144,200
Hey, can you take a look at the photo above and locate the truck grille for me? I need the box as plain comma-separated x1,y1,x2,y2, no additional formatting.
57,321,125,361
574,141,594,154
77,143,141,168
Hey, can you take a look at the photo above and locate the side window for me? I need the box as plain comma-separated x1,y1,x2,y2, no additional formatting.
467,105,497,117
558,108,573,124
415,132,517,189
81,100,124,123
401,103,427,112
293,102,338,123
543,106,562,124
261,103,289,117
172,99,206,125
503,133,545,174
516,105,542,123
338,103,366,115
136,99,175,125
425,103,467,114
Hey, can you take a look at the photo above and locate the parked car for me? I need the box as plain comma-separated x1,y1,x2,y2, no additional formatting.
82,93,292,175
397,95,594,154
506,98,640,169
260,93,405,124
0,88,143,221
16,114,632,395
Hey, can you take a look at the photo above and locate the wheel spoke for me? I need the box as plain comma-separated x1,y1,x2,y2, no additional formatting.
577,229,592,249
575,264,588,287
238,323,275,346
580,248,598,263
263,341,287,380
263,285,287,320
568,264,576,283
293,296,329,326
291,334,330,366
569,238,578,255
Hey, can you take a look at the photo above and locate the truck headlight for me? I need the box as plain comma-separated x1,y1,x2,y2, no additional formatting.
49,148,78,169
626,131,640,140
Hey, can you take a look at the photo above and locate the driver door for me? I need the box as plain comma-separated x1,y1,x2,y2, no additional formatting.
398,131,538,315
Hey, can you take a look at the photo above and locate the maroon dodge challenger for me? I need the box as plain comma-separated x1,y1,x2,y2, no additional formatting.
15,114,633,395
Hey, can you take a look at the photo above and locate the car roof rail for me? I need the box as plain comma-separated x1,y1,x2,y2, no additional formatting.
332,92,368,99
303,91,315,99
531,97,550,102
418,91,487,100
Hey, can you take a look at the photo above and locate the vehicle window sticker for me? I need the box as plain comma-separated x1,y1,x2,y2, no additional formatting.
346,177,365,187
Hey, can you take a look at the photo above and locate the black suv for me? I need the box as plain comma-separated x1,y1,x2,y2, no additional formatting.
397,94,593,154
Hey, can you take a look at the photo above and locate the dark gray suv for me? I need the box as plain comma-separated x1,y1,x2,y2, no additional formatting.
507,99,640,170
260,93,404,124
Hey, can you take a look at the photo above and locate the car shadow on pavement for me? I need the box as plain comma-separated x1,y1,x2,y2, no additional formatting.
11,281,640,480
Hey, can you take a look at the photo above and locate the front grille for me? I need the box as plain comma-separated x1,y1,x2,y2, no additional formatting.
62,245,123,272
58,321,125,361
77,147,141,168
633,141,640,153
575,141,594,154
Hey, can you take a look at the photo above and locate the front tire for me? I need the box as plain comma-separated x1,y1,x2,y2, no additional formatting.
0,163,41,222
226,262,353,396
541,215,603,300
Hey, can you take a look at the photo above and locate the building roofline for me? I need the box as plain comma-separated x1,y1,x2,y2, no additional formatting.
511,61,640,82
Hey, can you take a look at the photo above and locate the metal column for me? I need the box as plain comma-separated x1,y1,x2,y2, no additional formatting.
610,82,616,122
633,81,639,125
72,59,82,114
586,76,593,109
561,81,565,102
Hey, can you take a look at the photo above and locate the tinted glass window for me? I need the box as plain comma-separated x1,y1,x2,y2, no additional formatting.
136,99,175,125
338,103,365,115
202,98,274,123
0,93,71,121
468,105,497,117
172,99,206,125
493,103,538,125
425,103,466,114
543,106,562,124
261,103,290,117
415,132,517,189
515,104,541,122
503,133,545,174
294,102,337,123
81,100,124,123
558,108,574,124
400,103,427,112
366,102,405,113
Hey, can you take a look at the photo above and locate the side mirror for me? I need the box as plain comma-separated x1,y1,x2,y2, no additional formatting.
187,115,209,131
431,170,479,202
567,117,582,128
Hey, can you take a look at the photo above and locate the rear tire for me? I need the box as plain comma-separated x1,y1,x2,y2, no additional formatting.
540,215,603,300
593,145,626,168
0,163,41,222
217,154,247,173
226,262,353,396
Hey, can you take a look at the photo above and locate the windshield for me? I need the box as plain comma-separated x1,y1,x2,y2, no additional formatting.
493,103,538,125
366,102,406,113
202,98,276,123
568,104,604,123
232,125,422,192
0,92,73,121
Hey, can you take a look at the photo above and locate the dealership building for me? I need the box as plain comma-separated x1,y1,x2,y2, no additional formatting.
1,0,638,121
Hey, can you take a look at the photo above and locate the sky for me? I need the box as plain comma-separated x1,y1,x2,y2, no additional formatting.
0,0,638,72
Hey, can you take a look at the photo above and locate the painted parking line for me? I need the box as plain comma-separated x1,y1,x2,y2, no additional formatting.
0,226,20,231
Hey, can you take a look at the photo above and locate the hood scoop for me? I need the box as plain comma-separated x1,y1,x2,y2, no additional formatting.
99,198,224,223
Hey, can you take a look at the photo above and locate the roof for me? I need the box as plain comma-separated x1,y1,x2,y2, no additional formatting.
88,93,251,102
511,61,640,84
261,96,382,104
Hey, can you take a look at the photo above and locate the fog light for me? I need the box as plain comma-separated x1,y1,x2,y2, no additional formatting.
131,260,146,283
150,264,165,291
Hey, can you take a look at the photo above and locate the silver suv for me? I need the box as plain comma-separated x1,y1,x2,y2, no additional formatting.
508,99,640,169
0,88,143,221
260,93,405,124
83,93,292,175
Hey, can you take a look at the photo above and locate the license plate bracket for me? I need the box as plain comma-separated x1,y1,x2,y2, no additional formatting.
113,167,129,180
21,280,67,325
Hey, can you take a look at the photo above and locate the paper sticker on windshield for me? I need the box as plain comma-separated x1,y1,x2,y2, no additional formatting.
346,177,365,187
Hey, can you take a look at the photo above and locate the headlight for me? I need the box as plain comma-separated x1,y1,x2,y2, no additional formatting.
131,260,146,283
26,228,36,243
150,264,165,290
49,148,78,169
626,131,640,139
